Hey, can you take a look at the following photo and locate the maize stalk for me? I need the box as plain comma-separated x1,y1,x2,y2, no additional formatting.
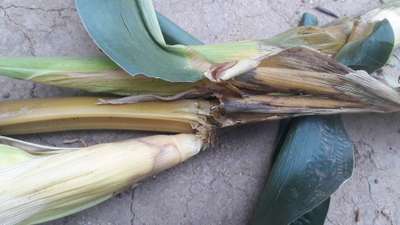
0,133,204,225
0,1,400,115
0,97,213,135
0,91,395,137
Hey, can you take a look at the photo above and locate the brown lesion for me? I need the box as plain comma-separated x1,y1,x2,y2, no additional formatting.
208,61,238,81
222,95,366,113
135,138,180,173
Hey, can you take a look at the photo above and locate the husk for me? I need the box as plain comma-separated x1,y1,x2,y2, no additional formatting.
0,134,204,225
0,144,34,170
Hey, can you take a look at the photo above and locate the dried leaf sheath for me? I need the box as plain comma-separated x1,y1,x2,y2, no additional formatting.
229,48,400,112
0,134,204,225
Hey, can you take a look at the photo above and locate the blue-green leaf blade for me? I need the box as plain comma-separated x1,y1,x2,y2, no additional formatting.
336,19,395,73
157,13,203,46
291,199,330,225
251,116,354,225
75,0,204,82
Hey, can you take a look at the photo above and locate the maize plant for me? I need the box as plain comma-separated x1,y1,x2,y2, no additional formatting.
0,0,400,225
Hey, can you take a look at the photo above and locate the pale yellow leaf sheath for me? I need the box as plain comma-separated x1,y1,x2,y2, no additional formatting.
0,97,213,135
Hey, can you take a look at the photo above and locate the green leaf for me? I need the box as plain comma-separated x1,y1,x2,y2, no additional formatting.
74,0,298,82
362,0,400,47
291,199,330,225
252,14,345,225
336,19,395,73
75,0,204,82
157,13,203,46
251,116,354,225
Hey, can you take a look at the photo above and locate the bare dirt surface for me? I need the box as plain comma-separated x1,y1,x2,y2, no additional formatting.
0,0,398,224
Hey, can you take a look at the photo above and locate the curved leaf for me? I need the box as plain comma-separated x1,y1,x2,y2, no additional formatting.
251,116,354,225
75,0,204,82
75,0,400,85
336,19,395,73
362,0,400,47
75,0,353,83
